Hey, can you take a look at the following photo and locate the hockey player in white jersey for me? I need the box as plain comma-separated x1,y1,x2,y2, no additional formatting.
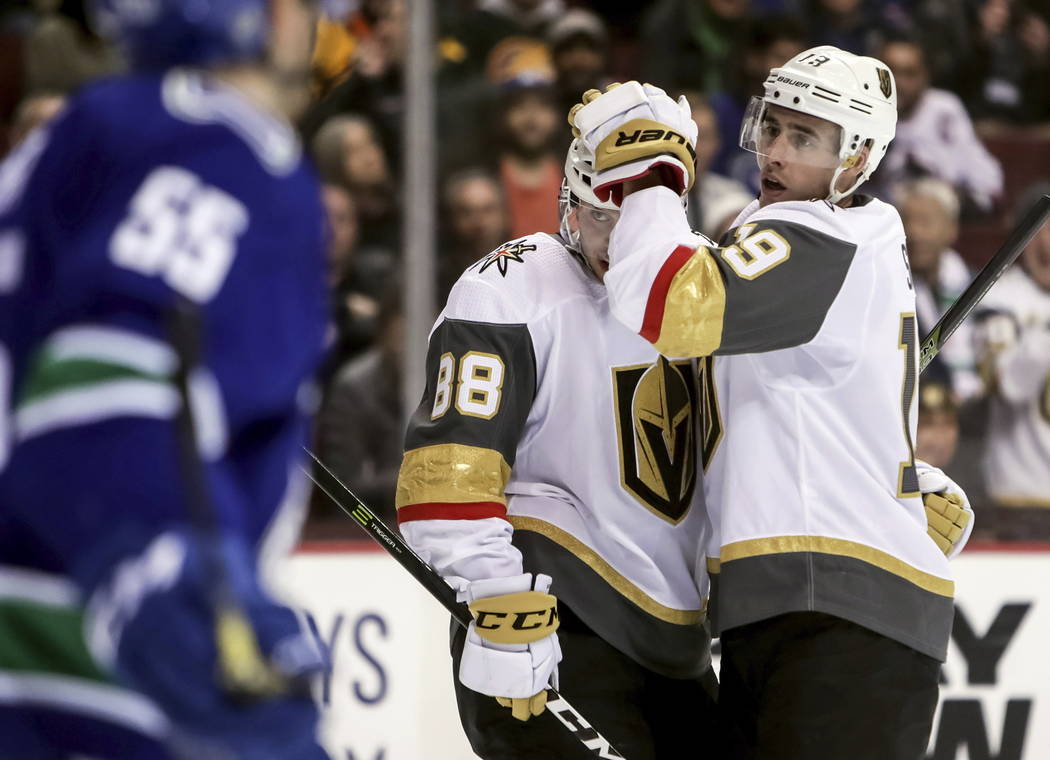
975,181,1050,525
571,49,973,759
393,132,718,756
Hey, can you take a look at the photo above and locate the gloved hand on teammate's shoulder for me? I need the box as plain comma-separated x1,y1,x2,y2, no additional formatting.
916,460,974,559
568,80,698,205
81,528,329,760
458,572,562,722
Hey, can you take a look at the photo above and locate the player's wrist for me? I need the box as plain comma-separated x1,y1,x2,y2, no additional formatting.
623,170,677,198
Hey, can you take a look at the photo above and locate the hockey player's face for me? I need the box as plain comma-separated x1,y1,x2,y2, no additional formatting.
756,105,844,206
572,203,620,281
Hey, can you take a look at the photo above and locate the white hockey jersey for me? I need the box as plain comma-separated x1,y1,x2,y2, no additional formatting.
975,266,1050,505
605,186,956,661
395,233,711,677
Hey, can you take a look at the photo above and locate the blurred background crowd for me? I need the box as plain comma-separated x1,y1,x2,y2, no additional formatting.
2,0,1048,543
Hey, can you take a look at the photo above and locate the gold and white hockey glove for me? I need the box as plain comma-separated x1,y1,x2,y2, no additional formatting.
459,573,562,721
916,460,974,558
568,81,698,205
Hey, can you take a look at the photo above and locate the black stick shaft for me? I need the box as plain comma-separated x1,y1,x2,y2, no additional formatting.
919,194,1050,372
302,448,628,760
304,449,468,624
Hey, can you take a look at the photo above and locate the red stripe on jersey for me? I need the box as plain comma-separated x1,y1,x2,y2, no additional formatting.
640,244,696,344
397,501,509,524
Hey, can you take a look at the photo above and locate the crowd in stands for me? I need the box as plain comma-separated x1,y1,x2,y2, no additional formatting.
2,0,1048,541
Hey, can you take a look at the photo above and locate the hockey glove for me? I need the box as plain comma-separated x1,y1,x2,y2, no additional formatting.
569,80,698,204
916,460,974,558
83,529,328,760
458,573,562,722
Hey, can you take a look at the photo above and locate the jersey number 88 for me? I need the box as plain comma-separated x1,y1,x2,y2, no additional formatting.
431,351,505,420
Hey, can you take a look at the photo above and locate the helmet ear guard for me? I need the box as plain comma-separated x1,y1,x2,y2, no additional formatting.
560,139,619,252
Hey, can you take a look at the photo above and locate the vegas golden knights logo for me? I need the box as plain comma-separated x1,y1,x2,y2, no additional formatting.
612,358,698,524
877,68,893,99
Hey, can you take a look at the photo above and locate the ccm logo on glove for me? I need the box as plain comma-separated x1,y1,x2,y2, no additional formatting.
468,590,560,645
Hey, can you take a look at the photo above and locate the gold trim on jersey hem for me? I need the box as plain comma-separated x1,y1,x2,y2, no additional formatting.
508,516,705,625
395,444,511,509
991,497,1050,509
715,535,954,597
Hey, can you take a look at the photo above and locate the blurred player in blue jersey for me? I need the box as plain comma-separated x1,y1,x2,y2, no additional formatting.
0,1,331,758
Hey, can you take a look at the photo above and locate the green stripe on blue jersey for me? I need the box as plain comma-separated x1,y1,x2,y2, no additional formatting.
0,598,110,683
19,357,167,406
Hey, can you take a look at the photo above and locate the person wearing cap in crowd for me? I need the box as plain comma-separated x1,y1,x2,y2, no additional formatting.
486,37,563,237
545,9,612,155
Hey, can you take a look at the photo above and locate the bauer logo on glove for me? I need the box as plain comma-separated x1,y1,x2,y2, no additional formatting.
569,80,698,204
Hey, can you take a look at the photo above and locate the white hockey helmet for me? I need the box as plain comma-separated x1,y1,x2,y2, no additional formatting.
559,137,619,252
739,45,898,203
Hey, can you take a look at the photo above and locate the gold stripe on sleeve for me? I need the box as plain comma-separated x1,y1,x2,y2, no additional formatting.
509,516,705,625
654,247,727,358
395,443,512,509
720,535,954,597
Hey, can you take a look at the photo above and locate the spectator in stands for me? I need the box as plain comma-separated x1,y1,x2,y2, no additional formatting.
965,0,1050,123
487,39,562,238
22,0,123,94
898,178,981,400
8,90,64,147
683,91,754,240
303,0,463,162
322,183,379,375
312,113,400,267
803,0,884,53
876,0,978,95
707,14,807,192
917,382,960,471
875,35,1004,213
973,181,1050,538
439,168,510,300
546,10,612,155
313,279,405,526
454,0,566,74
640,0,753,94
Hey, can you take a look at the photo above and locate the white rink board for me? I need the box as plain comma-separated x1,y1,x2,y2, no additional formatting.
281,547,1050,760
279,547,475,760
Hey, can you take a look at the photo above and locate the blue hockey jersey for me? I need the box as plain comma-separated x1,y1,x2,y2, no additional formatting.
0,70,327,755
0,68,328,568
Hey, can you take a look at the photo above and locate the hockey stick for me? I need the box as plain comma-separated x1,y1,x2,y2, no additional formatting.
170,300,301,700
301,448,628,760
919,193,1050,372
